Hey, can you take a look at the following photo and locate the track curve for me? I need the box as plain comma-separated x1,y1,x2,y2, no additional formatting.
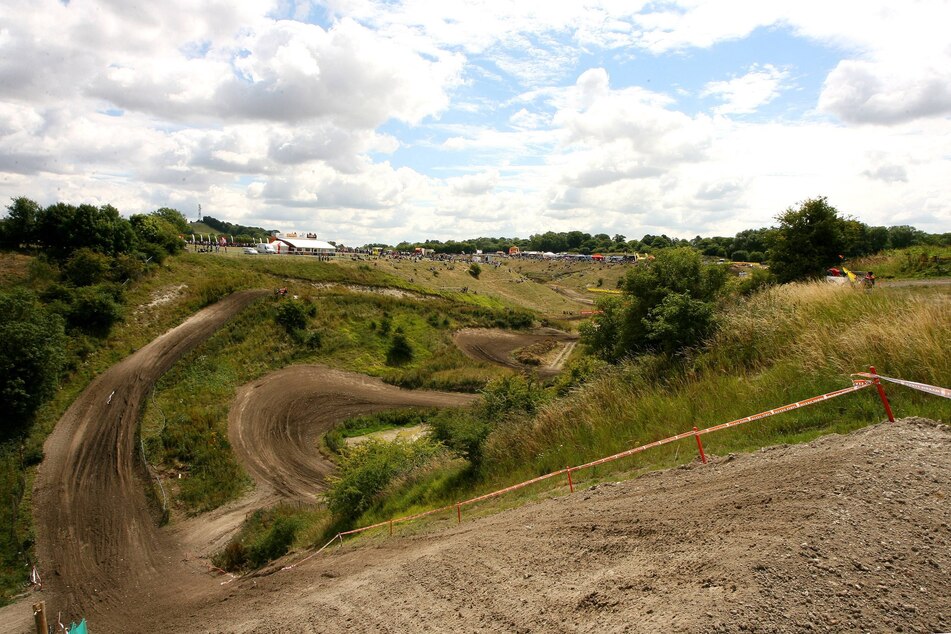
31,290,267,631
229,365,478,501
453,327,578,377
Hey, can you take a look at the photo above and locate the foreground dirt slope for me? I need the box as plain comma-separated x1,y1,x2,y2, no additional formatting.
185,418,948,634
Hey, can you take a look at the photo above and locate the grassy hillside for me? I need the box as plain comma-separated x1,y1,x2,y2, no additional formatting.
2,246,948,595
329,279,949,541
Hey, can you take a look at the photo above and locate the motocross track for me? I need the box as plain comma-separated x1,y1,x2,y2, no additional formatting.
453,328,578,377
229,365,477,502
9,290,949,633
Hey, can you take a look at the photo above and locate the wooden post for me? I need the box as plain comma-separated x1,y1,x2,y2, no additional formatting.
33,601,48,634
565,467,574,493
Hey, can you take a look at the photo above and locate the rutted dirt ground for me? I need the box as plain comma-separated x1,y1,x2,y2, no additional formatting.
229,365,477,501
453,328,578,377
6,290,949,633
184,418,951,634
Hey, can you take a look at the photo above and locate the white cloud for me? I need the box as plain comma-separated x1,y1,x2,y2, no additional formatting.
448,169,499,195
1,0,949,245
701,64,789,115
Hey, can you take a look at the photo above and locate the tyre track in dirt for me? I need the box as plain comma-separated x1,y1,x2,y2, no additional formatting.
180,418,950,634
29,290,268,631
228,365,478,502
453,328,578,377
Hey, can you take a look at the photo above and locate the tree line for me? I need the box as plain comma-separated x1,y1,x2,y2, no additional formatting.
392,201,947,262
0,197,191,438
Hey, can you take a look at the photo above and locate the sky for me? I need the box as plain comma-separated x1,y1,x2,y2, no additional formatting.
1,1,949,246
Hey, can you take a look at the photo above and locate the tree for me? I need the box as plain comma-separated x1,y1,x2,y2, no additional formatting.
768,197,846,283
0,196,41,249
731,250,750,262
130,214,185,262
36,203,135,260
0,289,67,435
152,207,190,234
887,225,925,249
581,247,727,361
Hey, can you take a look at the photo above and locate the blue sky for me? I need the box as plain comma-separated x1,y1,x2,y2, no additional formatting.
1,0,949,245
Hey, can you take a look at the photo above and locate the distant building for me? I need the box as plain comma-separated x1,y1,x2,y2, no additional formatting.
271,233,336,256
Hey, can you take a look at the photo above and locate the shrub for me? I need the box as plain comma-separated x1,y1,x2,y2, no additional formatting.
65,284,124,336
386,333,414,366
275,299,313,333
247,516,298,568
325,439,441,521
468,263,481,278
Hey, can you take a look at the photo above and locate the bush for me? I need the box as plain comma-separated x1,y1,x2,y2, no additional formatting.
731,250,749,262
386,333,414,366
0,289,67,435
62,248,112,286
325,439,441,521
61,284,124,336
468,263,482,278
429,410,490,466
479,374,549,421
275,298,313,333
581,248,727,361
247,516,298,568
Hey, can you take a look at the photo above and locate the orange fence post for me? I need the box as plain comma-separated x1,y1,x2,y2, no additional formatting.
566,467,574,493
869,366,895,422
456,502,461,524
693,426,707,464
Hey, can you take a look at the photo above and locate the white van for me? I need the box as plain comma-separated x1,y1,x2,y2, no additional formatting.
256,243,277,254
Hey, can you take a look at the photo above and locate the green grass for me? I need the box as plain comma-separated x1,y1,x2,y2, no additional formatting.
330,280,949,541
846,245,950,279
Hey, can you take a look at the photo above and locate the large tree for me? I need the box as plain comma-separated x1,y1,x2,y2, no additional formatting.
768,197,846,283
35,202,135,260
581,247,728,361
0,197,41,249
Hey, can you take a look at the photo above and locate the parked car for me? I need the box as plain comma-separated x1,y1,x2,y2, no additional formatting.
243,247,257,255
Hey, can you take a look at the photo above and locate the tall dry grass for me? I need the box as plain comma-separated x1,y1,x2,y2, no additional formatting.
478,281,950,485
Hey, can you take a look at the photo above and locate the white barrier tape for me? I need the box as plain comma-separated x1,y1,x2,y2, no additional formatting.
855,373,951,400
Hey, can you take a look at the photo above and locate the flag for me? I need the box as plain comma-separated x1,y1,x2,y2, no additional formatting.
842,267,856,282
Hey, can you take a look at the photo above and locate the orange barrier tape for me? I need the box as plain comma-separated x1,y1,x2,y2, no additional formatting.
852,373,951,399
278,374,946,573
319,379,876,548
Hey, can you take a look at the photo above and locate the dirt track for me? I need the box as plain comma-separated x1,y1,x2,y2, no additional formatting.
28,290,267,631
183,418,951,633
453,328,578,377
229,365,477,501
10,289,949,633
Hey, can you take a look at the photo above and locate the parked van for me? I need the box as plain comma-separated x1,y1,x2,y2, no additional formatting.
256,243,277,254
